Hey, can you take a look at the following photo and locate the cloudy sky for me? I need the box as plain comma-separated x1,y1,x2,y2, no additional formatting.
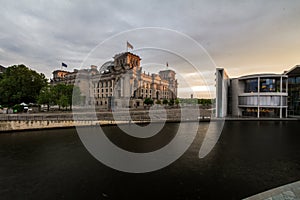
1,0,300,97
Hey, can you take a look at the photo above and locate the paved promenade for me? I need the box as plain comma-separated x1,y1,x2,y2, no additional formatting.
244,180,300,200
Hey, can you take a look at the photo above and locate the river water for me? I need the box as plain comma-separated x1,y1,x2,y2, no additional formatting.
0,121,300,199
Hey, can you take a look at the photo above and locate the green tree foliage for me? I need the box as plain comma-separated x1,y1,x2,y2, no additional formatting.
12,104,24,113
0,64,47,106
197,98,212,105
65,84,83,109
162,99,168,105
38,85,55,111
143,98,153,105
168,99,174,106
38,83,83,110
178,98,213,105
179,98,197,104
58,95,69,110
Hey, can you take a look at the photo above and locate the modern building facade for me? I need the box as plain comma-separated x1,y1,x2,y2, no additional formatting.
231,74,288,118
285,65,300,116
216,68,289,118
215,68,230,118
51,52,178,109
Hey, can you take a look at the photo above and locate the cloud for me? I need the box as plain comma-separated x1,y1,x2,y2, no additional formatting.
0,0,300,97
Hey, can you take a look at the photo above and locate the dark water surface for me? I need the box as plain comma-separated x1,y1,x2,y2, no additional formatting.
1,121,300,200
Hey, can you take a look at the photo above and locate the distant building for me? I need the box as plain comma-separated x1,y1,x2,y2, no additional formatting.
51,52,178,109
0,65,6,74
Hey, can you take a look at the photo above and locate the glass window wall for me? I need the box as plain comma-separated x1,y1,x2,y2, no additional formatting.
260,78,280,92
244,79,258,93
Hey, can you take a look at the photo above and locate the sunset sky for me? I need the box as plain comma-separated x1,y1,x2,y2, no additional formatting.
1,0,300,98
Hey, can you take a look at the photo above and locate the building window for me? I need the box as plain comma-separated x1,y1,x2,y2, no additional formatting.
282,78,287,92
239,96,258,106
244,79,258,93
259,108,280,118
259,96,280,106
260,78,280,92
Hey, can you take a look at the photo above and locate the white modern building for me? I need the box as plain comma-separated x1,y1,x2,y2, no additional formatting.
215,68,230,118
216,68,288,118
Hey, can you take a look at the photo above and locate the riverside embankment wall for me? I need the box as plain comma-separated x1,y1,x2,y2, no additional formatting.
0,109,212,132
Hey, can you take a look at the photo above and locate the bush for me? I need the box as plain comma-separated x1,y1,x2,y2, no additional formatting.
144,98,153,105
12,104,24,113
168,99,174,106
162,99,168,105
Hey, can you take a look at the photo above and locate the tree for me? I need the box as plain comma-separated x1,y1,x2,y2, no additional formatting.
47,83,82,110
0,64,47,106
66,85,82,110
52,84,67,110
162,99,168,105
38,85,54,111
175,99,180,107
58,95,69,110
168,99,174,106
143,98,153,105
198,98,213,105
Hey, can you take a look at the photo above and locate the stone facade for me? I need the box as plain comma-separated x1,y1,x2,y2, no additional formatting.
51,52,178,109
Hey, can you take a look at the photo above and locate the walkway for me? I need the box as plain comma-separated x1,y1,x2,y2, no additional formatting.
243,180,300,200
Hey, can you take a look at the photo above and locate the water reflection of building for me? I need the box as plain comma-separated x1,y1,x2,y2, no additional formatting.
216,68,292,118
51,52,178,109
